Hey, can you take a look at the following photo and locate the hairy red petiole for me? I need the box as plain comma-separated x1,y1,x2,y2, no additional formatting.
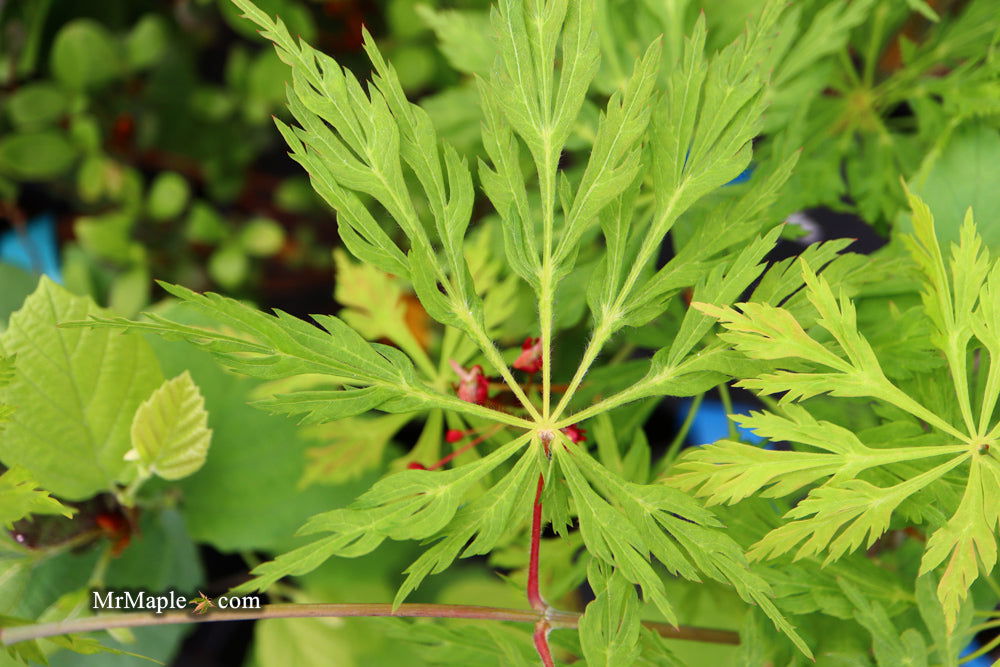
528,473,551,663
533,620,555,667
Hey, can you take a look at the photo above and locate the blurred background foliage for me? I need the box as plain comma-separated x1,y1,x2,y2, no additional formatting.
1,0,999,665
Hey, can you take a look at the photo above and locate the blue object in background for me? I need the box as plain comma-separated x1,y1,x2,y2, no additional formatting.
960,641,992,667
727,164,754,185
677,398,765,446
0,214,62,283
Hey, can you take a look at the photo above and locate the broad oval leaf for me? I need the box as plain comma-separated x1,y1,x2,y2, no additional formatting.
128,371,212,481
0,277,163,499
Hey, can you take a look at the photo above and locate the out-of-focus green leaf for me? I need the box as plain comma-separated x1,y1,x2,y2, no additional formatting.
0,130,77,181
184,200,229,243
147,171,191,221
5,83,68,129
418,6,494,76
239,217,285,257
50,19,121,90
74,212,135,264
0,264,37,333
254,615,354,667
126,15,170,70
909,124,1000,247
208,243,249,288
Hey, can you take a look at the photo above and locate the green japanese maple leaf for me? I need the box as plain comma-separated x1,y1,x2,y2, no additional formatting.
673,189,1000,630
71,0,814,657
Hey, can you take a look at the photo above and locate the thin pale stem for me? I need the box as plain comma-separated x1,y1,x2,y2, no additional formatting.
945,342,977,438
0,603,740,647
978,347,1000,436
436,390,536,430
656,393,705,476
553,194,686,425
960,632,1000,664
551,322,613,423
554,382,647,430
718,383,738,441
468,323,544,422
116,469,151,508
540,272,554,419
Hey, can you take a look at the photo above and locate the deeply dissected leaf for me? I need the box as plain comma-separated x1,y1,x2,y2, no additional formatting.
0,467,74,529
578,560,642,666
676,192,1000,630
556,440,809,656
299,413,410,486
53,0,855,659
234,435,534,594
70,281,529,430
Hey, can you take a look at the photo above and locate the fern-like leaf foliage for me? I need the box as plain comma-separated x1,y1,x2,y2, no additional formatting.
69,0,816,656
674,189,1000,631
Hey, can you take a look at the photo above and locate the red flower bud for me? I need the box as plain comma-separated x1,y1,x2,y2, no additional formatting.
560,424,586,444
513,337,543,374
445,429,466,443
449,360,489,405
407,462,428,470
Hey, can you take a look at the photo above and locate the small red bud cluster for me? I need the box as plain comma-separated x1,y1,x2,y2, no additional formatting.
513,337,543,374
449,360,489,405
560,424,586,443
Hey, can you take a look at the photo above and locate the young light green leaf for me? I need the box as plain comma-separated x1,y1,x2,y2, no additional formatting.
418,6,495,76
333,249,435,378
0,277,163,500
918,456,1000,631
127,371,212,481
